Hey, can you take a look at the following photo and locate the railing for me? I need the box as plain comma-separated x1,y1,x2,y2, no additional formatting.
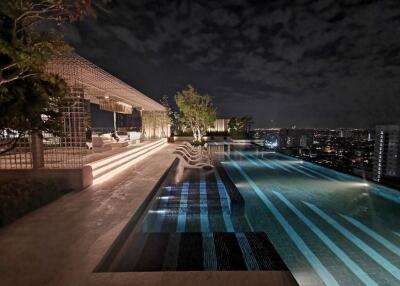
0,135,33,169
0,87,87,170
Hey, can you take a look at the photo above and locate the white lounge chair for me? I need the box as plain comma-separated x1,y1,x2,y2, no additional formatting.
174,143,213,170
174,153,213,170
173,149,209,163
177,142,206,156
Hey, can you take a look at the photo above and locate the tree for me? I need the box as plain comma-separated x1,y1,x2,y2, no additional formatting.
0,0,92,87
0,1,92,154
228,115,253,139
175,85,216,142
0,74,69,154
161,95,185,136
160,95,173,135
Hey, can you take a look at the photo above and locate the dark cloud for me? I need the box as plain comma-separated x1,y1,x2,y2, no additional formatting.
64,0,400,128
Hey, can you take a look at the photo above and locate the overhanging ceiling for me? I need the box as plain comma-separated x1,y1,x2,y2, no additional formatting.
47,53,165,111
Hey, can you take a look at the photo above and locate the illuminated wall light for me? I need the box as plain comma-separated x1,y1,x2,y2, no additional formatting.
158,196,174,200
92,140,166,177
90,139,165,170
93,140,164,177
148,209,168,214
92,142,168,185
353,182,370,188
89,141,163,170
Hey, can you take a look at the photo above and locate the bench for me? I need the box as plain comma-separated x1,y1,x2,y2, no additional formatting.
92,135,113,152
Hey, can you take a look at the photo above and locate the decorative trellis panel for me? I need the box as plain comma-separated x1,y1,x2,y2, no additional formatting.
0,54,166,169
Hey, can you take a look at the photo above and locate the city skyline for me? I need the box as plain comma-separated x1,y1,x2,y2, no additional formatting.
1,1,400,285
64,0,400,128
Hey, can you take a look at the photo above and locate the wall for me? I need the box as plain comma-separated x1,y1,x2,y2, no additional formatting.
141,111,170,139
0,165,93,191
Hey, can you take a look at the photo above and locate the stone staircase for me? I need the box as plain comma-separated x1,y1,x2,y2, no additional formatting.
88,138,168,185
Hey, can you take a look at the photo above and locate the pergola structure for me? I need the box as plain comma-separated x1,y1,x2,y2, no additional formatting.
0,54,169,170
46,54,165,112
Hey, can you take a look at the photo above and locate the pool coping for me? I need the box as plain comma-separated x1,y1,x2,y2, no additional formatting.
95,158,180,272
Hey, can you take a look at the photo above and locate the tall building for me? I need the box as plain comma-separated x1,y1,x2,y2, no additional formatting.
208,119,230,133
299,134,312,148
279,129,314,148
373,125,400,182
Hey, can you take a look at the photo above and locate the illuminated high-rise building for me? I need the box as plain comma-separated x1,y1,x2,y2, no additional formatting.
373,125,400,182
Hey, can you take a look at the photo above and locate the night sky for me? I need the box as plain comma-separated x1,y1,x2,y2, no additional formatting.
64,0,400,128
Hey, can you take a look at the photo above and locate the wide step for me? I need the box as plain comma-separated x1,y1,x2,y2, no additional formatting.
106,232,288,272
90,139,167,184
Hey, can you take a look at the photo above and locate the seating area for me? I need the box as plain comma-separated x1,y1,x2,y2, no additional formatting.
173,142,214,169
91,133,136,153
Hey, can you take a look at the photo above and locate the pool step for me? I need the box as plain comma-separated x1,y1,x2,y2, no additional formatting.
105,232,288,272
215,163,245,216
155,185,232,215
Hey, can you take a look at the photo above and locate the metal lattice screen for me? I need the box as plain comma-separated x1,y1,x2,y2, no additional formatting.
0,59,88,169
0,53,167,169
0,135,33,169
43,87,87,168
0,92,87,169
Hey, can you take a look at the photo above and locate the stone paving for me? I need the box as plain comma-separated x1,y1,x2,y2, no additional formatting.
0,143,297,286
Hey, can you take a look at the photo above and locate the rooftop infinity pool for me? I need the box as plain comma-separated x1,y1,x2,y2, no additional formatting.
219,144,400,286
97,143,400,286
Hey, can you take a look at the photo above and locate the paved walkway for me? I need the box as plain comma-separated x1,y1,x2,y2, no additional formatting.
0,143,297,286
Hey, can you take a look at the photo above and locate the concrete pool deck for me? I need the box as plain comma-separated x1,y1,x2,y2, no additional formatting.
0,143,297,286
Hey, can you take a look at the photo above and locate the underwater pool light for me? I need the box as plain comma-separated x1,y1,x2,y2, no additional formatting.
353,182,370,188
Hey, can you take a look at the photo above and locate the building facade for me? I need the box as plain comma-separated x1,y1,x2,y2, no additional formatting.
279,129,314,148
208,119,230,133
373,125,400,182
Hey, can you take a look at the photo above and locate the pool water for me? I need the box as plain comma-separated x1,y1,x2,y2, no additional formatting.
101,158,288,272
219,144,400,286
98,143,400,286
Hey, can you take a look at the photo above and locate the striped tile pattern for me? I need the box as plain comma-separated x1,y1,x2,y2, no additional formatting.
221,147,400,286
108,168,288,272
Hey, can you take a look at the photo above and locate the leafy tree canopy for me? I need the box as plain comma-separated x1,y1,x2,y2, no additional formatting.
0,1,92,154
175,85,216,142
0,1,92,87
228,115,253,139
0,74,69,152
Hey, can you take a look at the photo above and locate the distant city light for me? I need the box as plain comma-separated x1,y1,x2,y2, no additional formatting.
353,182,370,188
158,196,174,200
263,133,279,149
148,209,168,214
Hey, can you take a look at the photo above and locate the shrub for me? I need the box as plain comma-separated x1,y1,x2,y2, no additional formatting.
191,140,205,146
0,179,63,227
175,130,193,136
228,116,253,139
205,131,230,137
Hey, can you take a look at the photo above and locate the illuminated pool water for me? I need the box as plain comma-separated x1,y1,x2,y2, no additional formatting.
219,144,400,286
98,157,290,273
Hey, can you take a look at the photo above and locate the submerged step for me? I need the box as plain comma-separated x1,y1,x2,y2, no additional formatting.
100,232,288,272
215,163,245,216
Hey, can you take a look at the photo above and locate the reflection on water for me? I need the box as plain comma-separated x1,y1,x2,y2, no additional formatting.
209,143,400,286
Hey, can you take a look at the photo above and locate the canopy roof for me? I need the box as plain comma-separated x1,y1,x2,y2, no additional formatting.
47,54,165,111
